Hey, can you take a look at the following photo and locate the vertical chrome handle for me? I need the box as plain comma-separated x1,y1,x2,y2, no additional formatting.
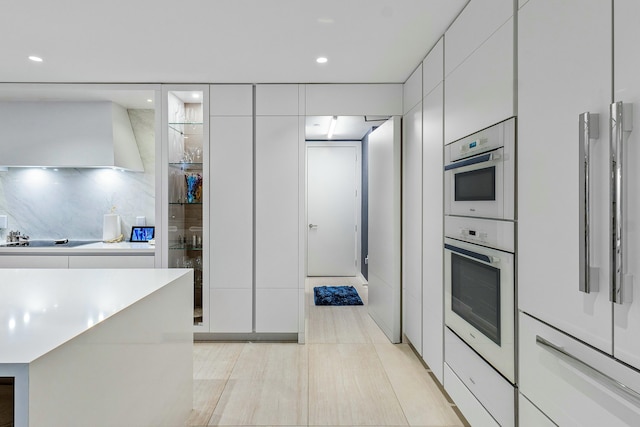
579,112,599,293
610,102,633,304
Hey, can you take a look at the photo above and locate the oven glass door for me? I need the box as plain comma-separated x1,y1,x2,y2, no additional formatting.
454,166,496,202
451,252,501,344
444,237,515,383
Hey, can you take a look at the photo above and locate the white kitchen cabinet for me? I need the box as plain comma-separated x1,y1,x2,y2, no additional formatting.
445,329,515,427
210,289,252,333
422,82,444,383
444,16,514,144
518,394,555,427
210,115,253,333
444,0,513,77
403,65,422,114
519,312,640,426
423,38,443,99
0,255,68,268
402,100,423,355
613,0,640,372
255,288,298,333
305,84,403,116
255,110,300,333
209,84,253,116
256,84,299,116
443,364,499,427
518,0,612,353
68,255,154,268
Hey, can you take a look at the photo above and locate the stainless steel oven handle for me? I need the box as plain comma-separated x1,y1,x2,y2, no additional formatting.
536,335,640,403
579,112,599,294
444,151,499,171
610,102,633,304
444,243,495,264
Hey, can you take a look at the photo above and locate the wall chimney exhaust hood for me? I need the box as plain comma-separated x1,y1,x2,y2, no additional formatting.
0,101,144,171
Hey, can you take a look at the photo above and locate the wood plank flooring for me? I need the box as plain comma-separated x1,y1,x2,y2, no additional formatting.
188,276,467,426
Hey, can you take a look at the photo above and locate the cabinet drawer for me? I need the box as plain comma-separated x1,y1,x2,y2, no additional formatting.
68,255,155,269
445,328,515,426
443,363,499,427
519,393,555,427
520,312,640,426
0,255,68,268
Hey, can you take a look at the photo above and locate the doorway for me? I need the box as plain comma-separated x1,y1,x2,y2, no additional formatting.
304,115,400,344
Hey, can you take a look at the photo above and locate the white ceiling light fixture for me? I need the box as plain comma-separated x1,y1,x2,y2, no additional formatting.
316,57,328,64
28,56,43,62
327,116,338,139
192,93,200,99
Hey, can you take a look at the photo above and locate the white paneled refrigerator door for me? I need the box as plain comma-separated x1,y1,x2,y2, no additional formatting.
613,0,640,371
518,0,612,352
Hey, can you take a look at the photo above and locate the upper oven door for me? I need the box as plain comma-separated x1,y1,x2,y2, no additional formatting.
444,237,515,383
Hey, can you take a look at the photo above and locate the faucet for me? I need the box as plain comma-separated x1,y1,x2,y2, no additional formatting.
7,230,29,245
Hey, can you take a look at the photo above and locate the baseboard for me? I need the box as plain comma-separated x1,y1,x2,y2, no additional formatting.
194,332,298,342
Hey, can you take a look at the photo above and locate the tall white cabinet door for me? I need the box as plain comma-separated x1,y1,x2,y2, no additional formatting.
422,83,444,383
368,117,402,344
255,115,299,332
518,0,612,353
210,116,253,333
402,101,423,354
613,0,640,371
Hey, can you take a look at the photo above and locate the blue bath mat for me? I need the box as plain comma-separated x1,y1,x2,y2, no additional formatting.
314,286,363,306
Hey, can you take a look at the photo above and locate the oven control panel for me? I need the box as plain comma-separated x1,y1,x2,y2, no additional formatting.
444,216,515,253
446,117,515,162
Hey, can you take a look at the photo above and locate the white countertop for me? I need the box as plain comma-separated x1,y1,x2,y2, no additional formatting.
0,268,190,364
0,241,155,255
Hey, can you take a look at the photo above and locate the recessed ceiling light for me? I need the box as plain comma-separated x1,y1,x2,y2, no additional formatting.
192,93,200,99
316,57,328,64
317,18,335,24
146,99,153,103
28,56,43,62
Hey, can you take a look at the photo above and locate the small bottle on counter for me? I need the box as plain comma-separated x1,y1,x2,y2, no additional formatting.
192,234,197,248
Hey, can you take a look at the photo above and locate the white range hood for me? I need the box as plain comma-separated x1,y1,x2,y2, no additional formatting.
0,101,144,171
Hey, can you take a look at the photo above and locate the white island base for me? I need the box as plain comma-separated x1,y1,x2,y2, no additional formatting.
0,268,193,427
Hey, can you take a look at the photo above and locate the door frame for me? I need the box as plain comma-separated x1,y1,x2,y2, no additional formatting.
305,141,362,277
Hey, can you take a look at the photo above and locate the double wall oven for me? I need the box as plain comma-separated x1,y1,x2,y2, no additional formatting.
443,118,516,383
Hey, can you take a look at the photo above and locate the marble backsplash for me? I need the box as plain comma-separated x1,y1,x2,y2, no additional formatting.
0,109,155,241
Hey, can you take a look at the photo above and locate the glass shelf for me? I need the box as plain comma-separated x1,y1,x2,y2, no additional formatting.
168,123,203,135
169,162,203,170
169,244,203,251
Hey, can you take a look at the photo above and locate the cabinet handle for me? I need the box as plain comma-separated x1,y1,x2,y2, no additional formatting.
579,112,599,294
444,243,494,264
536,335,640,403
610,102,633,304
308,224,318,229
444,151,497,171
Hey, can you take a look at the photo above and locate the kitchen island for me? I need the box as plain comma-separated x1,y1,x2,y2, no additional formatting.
0,268,193,427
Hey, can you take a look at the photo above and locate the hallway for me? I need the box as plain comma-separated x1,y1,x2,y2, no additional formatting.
188,277,467,426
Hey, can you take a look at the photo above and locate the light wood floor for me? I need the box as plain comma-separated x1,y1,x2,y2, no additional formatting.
189,276,468,427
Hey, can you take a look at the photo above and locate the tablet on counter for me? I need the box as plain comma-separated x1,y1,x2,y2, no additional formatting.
130,226,155,242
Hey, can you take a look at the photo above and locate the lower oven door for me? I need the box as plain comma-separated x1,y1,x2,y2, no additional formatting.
444,237,515,383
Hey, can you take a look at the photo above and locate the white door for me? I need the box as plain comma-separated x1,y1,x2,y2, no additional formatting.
367,117,401,343
613,0,640,371
307,145,358,276
518,0,612,353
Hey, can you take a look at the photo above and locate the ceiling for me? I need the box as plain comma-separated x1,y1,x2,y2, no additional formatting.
0,0,467,84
